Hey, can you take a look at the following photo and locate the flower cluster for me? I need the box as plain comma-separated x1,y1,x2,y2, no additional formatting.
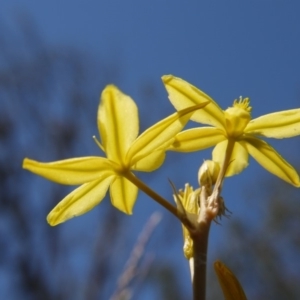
23,84,207,225
23,74,300,299
23,75,300,227
164,75,300,186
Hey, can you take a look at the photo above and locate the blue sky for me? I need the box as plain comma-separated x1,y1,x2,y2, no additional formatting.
2,1,300,298
3,1,300,108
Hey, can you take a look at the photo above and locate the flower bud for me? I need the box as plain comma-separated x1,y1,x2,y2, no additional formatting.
198,160,220,186
172,183,200,260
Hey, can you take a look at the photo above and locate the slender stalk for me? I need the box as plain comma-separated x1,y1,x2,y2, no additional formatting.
210,138,235,205
191,221,211,300
192,139,235,300
124,171,179,220
214,138,235,190
191,186,212,300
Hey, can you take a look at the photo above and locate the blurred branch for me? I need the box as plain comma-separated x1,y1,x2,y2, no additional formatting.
110,212,162,300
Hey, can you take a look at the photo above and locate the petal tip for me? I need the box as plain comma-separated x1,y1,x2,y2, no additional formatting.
122,206,133,215
47,214,58,226
47,211,66,226
47,207,65,226
102,84,118,94
22,157,34,170
292,178,300,188
161,74,173,84
113,202,133,215
22,158,28,169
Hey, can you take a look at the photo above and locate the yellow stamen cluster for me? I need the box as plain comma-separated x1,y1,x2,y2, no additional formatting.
232,96,252,112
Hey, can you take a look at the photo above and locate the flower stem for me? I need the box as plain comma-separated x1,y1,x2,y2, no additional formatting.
124,171,179,220
191,220,211,300
221,138,235,176
190,186,213,300
191,138,235,300
211,138,235,201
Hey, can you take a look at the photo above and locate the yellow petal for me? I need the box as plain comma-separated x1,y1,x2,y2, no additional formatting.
214,260,248,300
98,85,139,162
162,75,226,129
47,175,115,226
23,157,115,185
127,102,209,166
110,176,138,214
246,108,300,138
212,140,249,176
133,150,166,172
243,135,300,186
169,127,226,152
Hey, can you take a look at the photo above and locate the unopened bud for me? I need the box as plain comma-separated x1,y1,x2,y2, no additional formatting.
198,160,220,187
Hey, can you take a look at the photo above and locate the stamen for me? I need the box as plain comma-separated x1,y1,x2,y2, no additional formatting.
233,97,252,112
92,136,105,152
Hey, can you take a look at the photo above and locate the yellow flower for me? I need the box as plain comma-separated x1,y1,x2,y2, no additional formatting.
23,85,207,226
163,75,300,187
214,260,247,300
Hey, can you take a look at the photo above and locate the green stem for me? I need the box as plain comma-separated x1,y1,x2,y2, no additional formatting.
124,171,179,220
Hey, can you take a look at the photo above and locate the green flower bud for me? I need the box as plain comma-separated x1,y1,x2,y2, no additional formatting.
198,160,220,187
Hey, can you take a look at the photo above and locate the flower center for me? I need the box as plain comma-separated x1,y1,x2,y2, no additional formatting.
224,97,252,137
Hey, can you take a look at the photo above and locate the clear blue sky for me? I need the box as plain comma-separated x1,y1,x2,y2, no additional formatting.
2,1,300,298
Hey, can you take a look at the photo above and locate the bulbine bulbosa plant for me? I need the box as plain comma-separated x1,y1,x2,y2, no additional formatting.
23,75,300,300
